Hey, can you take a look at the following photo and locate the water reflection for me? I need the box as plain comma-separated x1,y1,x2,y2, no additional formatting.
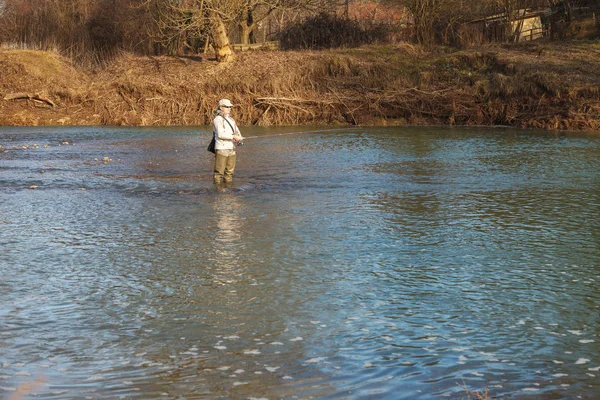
0,126,599,399
211,191,245,285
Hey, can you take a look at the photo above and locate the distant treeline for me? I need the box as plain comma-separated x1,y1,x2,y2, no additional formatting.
0,0,598,65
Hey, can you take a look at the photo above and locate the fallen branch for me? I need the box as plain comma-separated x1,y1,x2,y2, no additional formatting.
254,104,272,125
4,92,56,108
328,87,358,125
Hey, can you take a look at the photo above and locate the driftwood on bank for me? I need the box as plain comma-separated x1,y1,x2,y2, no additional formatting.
4,92,56,108
254,96,339,125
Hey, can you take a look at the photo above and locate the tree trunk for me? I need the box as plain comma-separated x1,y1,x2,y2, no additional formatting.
595,1,600,32
210,12,234,63
504,1,516,43
239,23,252,45
239,7,256,46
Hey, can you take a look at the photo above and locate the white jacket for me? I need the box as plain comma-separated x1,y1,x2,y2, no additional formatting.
213,115,241,151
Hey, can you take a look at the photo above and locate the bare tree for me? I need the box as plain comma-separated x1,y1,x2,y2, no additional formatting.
380,0,511,45
147,0,245,62
237,0,280,45
0,0,94,51
494,0,521,42
235,0,334,45
402,0,445,46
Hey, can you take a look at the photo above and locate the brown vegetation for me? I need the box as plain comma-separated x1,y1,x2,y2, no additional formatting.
1,38,599,130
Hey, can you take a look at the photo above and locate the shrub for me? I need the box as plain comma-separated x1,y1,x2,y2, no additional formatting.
279,13,391,50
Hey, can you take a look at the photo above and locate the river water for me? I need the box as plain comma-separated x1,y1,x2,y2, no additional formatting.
0,126,599,399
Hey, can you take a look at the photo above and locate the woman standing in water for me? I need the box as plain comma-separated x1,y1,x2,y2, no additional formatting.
212,98,244,184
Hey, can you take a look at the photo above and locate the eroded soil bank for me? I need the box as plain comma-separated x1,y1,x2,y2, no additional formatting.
1,40,599,131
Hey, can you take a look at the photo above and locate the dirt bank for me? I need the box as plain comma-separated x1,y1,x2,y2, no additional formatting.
1,40,599,131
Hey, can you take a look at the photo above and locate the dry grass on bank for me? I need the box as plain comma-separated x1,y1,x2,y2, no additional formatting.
1,40,599,130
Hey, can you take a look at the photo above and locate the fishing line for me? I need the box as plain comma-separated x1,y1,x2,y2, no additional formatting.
242,127,351,140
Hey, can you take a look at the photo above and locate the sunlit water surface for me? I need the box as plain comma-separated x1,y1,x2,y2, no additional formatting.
1,126,599,399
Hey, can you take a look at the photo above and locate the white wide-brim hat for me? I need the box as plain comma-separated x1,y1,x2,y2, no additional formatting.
218,98,233,107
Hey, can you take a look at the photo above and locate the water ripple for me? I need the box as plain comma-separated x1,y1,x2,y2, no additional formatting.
1,126,599,399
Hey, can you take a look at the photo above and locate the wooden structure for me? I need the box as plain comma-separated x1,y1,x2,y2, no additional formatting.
461,9,548,45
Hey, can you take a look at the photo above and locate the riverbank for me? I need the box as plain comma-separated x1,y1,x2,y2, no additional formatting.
1,39,599,131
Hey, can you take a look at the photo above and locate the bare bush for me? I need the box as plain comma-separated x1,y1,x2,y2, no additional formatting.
279,13,392,50
0,0,136,66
